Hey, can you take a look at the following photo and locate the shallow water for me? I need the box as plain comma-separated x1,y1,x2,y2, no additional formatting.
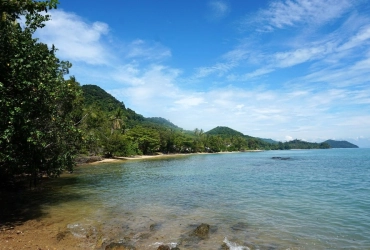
39,149,370,249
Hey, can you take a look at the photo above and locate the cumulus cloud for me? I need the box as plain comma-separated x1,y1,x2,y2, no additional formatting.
36,10,111,65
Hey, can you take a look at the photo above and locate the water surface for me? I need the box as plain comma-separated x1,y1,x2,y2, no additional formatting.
42,149,370,249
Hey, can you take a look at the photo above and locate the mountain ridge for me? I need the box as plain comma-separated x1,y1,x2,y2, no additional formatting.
324,140,359,148
81,84,358,150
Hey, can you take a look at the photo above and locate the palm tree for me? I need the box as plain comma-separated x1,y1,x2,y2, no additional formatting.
110,108,125,135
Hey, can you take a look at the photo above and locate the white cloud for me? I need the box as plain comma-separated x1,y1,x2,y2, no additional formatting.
274,46,328,67
32,8,370,143
246,0,353,32
36,10,111,65
207,0,230,21
338,25,370,51
175,96,206,107
124,39,172,61
194,62,236,78
285,135,293,141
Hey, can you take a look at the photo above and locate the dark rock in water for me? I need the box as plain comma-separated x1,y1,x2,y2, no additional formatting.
150,223,162,231
220,242,230,250
191,223,210,238
157,245,170,250
230,222,248,231
271,157,290,160
157,245,180,250
105,242,136,250
177,223,211,247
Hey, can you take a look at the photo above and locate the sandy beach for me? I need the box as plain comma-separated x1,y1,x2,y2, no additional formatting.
89,150,264,164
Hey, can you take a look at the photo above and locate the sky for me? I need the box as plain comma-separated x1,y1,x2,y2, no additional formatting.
35,0,370,147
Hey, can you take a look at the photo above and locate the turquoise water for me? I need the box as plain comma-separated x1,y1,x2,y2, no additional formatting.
45,149,370,249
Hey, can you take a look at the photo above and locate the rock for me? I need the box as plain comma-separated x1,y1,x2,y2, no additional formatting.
55,231,71,241
271,157,290,160
149,223,161,231
177,223,211,247
220,242,230,250
191,223,210,238
157,245,170,250
171,247,181,250
105,242,136,250
230,222,248,231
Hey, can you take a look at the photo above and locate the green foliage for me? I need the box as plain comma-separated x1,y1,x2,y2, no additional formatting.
81,84,144,128
103,133,138,157
144,117,182,130
323,140,358,148
78,85,332,157
81,84,125,112
206,126,245,138
125,126,160,155
0,0,82,187
205,126,269,151
276,140,331,150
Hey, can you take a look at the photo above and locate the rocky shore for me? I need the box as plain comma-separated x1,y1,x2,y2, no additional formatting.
0,221,239,250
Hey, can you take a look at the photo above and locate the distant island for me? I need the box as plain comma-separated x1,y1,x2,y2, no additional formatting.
323,140,359,148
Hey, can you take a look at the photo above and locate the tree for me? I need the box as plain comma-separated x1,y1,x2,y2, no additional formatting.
79,104,107,156
126,126,160,155
0,0,83,187
109,108,125,135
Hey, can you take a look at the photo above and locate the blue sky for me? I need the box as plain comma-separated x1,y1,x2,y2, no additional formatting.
35,0,370,147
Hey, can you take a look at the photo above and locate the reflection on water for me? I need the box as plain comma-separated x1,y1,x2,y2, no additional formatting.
3,149,370,249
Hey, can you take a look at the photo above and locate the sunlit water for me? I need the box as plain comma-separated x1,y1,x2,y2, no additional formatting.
40,149,370,249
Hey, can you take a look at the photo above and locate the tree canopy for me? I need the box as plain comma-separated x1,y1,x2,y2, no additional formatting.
0,0,83,187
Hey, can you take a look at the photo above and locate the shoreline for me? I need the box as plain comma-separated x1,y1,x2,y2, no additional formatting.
84,150,265,165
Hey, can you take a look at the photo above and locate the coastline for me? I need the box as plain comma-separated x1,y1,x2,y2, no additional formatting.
85,150,264,165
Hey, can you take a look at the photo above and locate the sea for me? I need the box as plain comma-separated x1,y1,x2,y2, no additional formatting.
39,149,370,249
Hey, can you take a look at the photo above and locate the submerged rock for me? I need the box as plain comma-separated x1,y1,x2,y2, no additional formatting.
178,223,211,247
230,222,249,231
191,223,210,239
157,245,180,250
149,223,162,232
157,245,170,250
271,157,290,160
105,242,136,250
220,242,230,250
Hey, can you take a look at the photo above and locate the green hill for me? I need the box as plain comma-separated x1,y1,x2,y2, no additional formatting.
81,84,145,127
259,138,279,144
145,117,182,130
285,139,330,149
206,126,245,137
323,140,359,148
82,84,125,112
78,85,334,156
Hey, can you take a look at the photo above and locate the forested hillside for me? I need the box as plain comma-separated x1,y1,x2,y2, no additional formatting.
79,85,275,157
324,140,359,148
78,86,332,157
